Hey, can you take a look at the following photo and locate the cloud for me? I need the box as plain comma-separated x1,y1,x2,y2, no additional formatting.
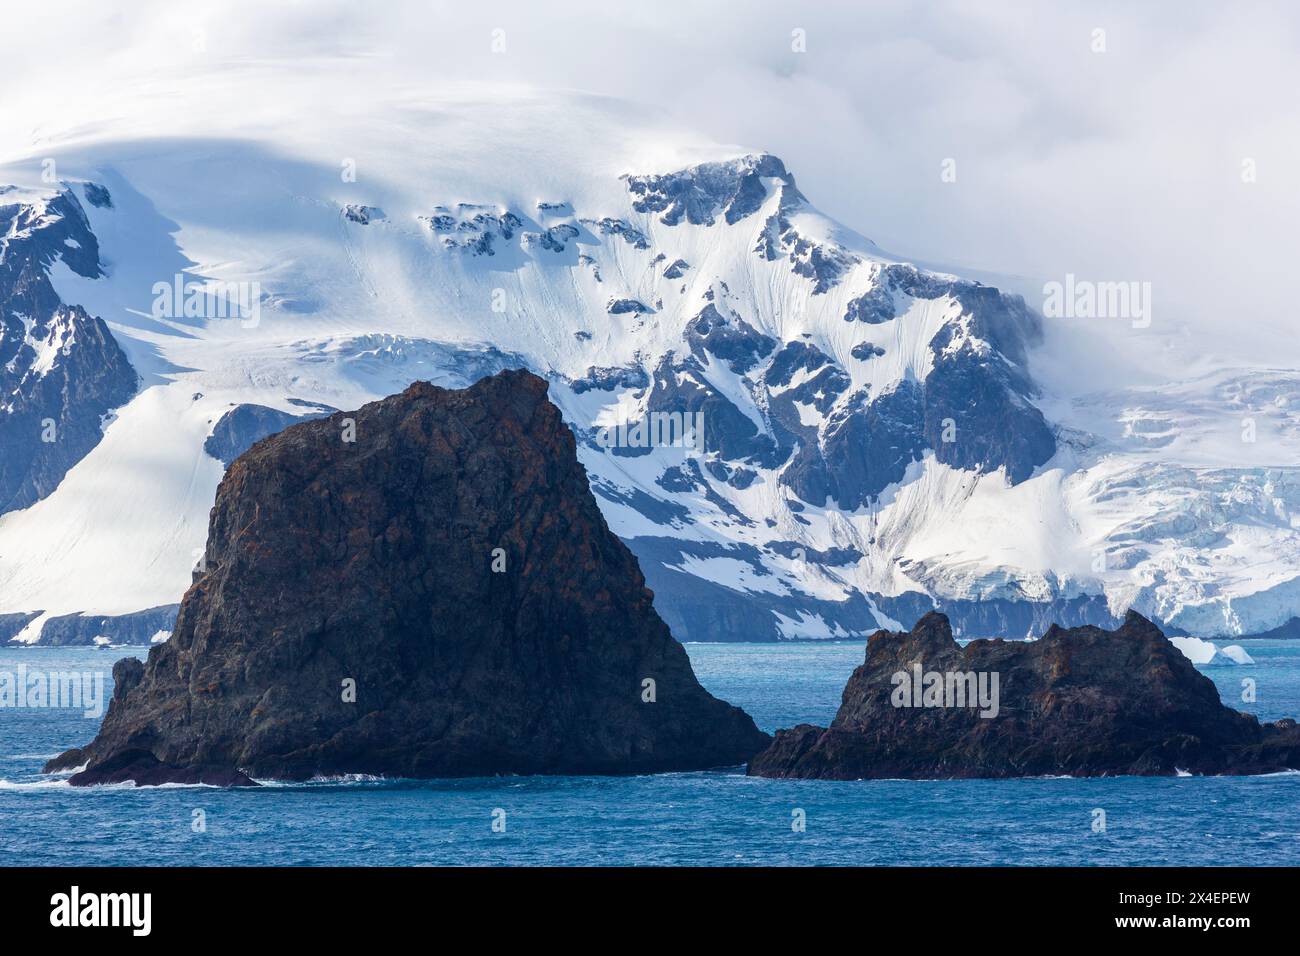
5,0,1297,363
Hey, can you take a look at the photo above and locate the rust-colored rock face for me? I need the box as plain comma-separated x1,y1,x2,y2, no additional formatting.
49,370,767,785
749,611,1300,779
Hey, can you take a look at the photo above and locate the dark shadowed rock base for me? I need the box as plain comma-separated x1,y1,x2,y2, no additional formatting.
48,370,768,786
55,748,256,787
748,611,1300,779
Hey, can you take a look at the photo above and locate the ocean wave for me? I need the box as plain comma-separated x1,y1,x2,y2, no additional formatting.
0,777,71,790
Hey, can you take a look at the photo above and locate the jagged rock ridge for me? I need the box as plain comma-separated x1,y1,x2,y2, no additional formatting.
748,610,1300,778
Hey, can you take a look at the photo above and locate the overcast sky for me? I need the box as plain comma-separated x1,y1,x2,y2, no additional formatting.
6,0,1297,363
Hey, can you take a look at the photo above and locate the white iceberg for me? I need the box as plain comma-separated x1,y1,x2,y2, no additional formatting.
1169,636,1255,666
1218,644,1256,665
1169,636,1218,664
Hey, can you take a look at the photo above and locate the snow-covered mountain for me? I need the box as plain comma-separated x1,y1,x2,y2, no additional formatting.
2,84,1298,644
0,187,137,513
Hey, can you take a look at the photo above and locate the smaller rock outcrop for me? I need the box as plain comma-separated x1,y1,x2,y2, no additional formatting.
748,611,1300,779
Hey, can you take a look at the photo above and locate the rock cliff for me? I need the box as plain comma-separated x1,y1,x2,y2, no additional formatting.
49,370,767,784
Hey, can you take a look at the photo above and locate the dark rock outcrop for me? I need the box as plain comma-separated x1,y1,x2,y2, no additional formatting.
48,370,768,785
606,297,650,315
422,204,521,256
531,223,580,253
764,340,829,388
584,217,650,249
850,342,885,360
748,610,1300,779
58,746,256,788
82,183,113,209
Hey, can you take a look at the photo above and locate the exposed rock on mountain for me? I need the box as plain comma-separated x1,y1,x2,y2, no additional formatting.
685,303,775,374
342,203,384,225
203,400,336,466
570,364,649,395
607,297,650,315
0,188,137,514
584,217,649,249
82,182,113,209
48,370,768,785
421,203,523,255
748,610,1300,778
626,154,789,227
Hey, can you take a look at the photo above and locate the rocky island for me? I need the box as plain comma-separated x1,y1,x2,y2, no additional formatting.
748,610,1300,779
48,370,768,785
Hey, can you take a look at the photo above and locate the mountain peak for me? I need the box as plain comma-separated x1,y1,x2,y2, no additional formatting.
624,151,799,227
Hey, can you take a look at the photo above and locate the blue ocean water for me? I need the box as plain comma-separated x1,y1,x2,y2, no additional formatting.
2,640,1298,866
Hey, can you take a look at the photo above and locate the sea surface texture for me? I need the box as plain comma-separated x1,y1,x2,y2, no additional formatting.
2,642,1297,866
